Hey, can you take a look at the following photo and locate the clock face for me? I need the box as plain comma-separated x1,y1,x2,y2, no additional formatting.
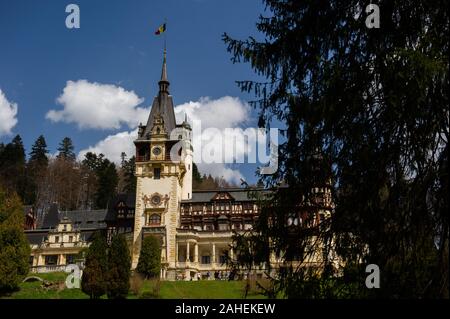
152,147,162,156
151,195,161,205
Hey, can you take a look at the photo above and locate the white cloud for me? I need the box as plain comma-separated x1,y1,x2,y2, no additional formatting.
77,129,137,164
46,80,148,130
174,96,256,183
174,96,250,129
78,96,253,183
0,89,18,136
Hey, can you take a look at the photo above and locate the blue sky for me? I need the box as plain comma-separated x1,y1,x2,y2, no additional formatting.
0,0,272,184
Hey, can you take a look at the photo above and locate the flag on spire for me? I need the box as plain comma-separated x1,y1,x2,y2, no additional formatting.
155,23,166,35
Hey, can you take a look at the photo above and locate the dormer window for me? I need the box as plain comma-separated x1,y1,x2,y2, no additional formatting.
149,214,161,226
287,214,299,227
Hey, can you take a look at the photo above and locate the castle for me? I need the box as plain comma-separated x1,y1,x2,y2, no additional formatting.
25,51,333,280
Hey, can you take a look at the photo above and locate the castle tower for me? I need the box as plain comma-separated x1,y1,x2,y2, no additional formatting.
132,50,192,279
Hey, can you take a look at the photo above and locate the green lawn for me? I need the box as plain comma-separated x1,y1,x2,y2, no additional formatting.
1,273,268,299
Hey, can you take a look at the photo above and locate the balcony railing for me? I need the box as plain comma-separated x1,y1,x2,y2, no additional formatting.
175,262,228,270
30,265,68,273
136,155,150,162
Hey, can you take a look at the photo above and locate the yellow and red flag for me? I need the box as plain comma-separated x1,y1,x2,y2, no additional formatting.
155,23,166,35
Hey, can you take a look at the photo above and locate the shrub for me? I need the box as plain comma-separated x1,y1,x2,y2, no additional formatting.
136,235,161,279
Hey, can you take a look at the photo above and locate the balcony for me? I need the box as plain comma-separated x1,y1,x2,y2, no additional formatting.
175,262,228,271
142,226,166,236
136,155,150,162
30,265,69,273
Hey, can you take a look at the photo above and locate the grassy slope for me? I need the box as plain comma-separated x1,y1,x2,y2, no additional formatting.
2,273,267,299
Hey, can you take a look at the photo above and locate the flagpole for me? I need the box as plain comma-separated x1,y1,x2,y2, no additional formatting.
164,18,167,55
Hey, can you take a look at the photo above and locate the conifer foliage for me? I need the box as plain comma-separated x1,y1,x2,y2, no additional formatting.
107,234,131,299
81,232,108,299
137,235,161,279
0,186,30,293
223,0,448,298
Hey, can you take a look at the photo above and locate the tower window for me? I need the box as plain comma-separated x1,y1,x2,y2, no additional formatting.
149,214,161,226
154,168,161,179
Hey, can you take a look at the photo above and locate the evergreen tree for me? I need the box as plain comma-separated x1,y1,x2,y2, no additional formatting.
25,135,49,205
107,234,131,299
223,0,448,298
81,232,108,299
121,155,136,194
137,235,161,279
57,137,75,161
0,186,30,293
29,135,48,167
95,158,118,209
0,135,26,200
82,152,103,171
192,163,203,189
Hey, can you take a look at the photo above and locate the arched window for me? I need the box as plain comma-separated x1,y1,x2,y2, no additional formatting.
149,214,161,225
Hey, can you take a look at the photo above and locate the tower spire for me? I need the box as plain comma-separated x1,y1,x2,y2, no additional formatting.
159,48,169,93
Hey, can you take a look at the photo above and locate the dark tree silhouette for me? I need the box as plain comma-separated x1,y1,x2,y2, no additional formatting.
224,0,448,298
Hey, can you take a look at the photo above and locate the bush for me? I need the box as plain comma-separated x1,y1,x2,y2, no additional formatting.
0,188,30,293
81,232,108,299
107,234,131,299
129,272,144,296
136,235,161,279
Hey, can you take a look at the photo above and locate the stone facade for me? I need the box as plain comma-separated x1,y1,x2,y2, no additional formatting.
130,51,334,280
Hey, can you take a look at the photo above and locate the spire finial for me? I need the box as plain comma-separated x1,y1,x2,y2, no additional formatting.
159,48,169,92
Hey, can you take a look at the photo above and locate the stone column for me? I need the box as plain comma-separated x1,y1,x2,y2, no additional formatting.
37,254,44,266
194,242,199,263
176,242,179,264
186,241,190,262
212,243,216,266
59,254,66,265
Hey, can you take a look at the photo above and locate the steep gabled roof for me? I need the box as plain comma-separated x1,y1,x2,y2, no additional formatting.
40,204,107,230
181,188,269,203
105,193,136,222
41,203,60,229
136,50,176,140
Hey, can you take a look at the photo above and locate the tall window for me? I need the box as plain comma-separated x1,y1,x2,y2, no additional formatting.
154,168,161,179
45,255,58,265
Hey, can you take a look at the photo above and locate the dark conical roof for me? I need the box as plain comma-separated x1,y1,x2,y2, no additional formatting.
137,49,176,140
42,203,60,229
160,49,168,85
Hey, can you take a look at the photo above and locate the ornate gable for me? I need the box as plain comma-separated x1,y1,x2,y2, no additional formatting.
211,192,235,201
